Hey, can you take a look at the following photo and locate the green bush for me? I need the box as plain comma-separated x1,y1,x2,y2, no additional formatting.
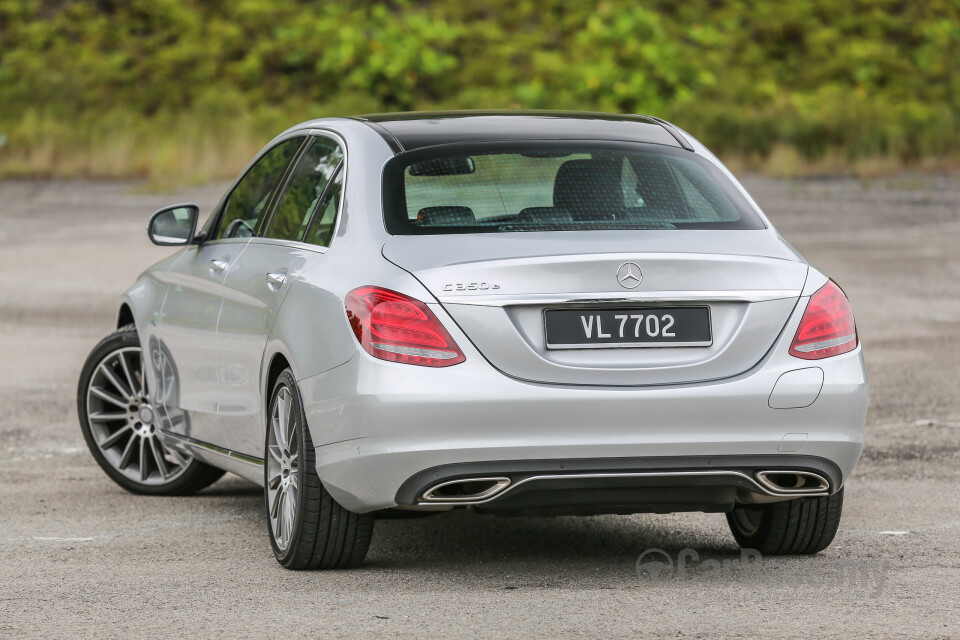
1,0,958,181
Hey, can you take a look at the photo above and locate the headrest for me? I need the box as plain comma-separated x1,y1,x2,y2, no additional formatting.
516,207,574,224
553,159,623,219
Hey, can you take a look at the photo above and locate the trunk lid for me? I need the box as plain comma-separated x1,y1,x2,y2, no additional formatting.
383,231,807,386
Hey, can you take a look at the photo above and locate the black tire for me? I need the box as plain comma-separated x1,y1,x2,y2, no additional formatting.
77,324,225,495
726,488,844,555
265,369,374,570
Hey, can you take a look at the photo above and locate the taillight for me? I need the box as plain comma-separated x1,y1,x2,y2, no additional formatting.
344,286,465,367
789,281,858,360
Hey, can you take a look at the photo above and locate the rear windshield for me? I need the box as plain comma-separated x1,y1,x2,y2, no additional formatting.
382,141,765,234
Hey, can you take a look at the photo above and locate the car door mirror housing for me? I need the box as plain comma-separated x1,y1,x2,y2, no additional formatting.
147,204,200,246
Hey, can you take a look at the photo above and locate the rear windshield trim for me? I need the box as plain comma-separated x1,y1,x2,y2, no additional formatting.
382,140,766,235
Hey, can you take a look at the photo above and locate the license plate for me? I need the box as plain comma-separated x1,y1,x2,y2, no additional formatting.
544,307,712,349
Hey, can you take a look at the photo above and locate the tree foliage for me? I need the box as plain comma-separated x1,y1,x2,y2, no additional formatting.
1,0,958,179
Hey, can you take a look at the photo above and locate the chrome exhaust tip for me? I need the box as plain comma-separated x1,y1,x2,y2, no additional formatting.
755,470,830,495
420,477,511,503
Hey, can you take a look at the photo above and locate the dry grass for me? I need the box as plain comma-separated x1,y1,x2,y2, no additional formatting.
0,127,267,188
723,144,960,180
0,108,286,188
3,116,959,189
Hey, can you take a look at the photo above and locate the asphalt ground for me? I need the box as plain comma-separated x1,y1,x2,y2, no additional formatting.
0,176,958,638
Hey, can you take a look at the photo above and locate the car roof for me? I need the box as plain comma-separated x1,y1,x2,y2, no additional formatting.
347,110,693,153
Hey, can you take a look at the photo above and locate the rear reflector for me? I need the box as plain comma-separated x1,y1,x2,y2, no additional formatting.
345,286,465,367
789,281,858,360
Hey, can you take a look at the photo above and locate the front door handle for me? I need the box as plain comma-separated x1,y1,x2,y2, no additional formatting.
265,272,287,291
209,258,229,275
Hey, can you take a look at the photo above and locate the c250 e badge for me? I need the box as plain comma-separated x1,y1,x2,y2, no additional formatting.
442,282,501,292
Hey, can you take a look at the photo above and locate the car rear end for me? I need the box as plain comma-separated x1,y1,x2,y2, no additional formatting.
305,127,867,524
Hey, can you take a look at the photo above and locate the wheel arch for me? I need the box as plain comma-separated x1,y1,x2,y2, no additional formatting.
265,350,293,398
262,345,304,440
117,302,135,329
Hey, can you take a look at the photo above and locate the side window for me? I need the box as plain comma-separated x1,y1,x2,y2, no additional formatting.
265,137,343,242
215,137,303,240
620,158,644,208
303,169,343,247
668,163,740,222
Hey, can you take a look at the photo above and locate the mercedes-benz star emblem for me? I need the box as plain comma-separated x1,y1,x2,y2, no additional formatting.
617,262,643,289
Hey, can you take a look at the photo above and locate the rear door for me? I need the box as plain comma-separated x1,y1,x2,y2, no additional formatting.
153,136,304,447
217,135,345,457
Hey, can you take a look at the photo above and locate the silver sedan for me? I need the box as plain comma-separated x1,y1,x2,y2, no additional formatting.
77,111,868,569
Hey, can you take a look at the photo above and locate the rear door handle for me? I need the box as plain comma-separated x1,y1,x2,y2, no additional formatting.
209,258,229,274
265,272,287,291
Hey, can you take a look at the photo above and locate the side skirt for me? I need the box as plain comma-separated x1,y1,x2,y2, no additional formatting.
159,429,265,486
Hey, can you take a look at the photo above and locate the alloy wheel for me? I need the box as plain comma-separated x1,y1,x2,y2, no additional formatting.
266,385,300,551
85,346,191,485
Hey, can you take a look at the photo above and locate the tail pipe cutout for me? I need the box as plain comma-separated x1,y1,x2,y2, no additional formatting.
420,477,511,502
755,470,830,495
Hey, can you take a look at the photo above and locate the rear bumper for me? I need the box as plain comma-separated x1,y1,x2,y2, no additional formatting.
299,340,868,513
396,454,841,516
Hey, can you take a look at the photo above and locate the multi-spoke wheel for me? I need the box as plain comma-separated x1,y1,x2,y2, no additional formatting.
266,385,300,551
77,325,224,495
265,369,374,570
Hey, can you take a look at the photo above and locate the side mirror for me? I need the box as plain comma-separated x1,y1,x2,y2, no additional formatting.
147,204,199,246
